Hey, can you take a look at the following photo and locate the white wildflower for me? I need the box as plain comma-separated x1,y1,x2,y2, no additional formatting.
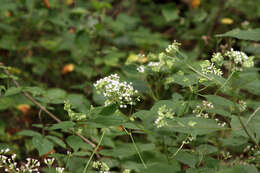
137,65,145,73
94,74,139,108
56,167,65,173
225,48,254,71
201,60,223,76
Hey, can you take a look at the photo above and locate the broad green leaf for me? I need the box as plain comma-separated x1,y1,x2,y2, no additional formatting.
46,135,66,148
162,5,179,22
216,28,260,41
67,94,90,112
45,88,67,104
196,144,218,155
142,163,180,173
0,97,13,110
204,95,235,111
32,136,53,156
175,151,198,168
66,135,91,152
217,164,259,173
5,87,22,96
23,86,45,96
48,121,75,131
17,130,42,137
100,104,117,116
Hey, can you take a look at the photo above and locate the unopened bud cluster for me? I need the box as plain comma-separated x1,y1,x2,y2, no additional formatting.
136,41,181,74
238,100,247,112
92,161,110,173
154,105,175,128
94,74,139,108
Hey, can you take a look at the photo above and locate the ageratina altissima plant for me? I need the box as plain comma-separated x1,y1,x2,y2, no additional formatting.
94,74,139,108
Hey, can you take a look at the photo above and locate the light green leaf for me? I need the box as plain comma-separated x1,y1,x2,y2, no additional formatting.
17,130,42,137
48,121,75,131
46,135,66,148
216,28,260,41
32,136,53,156
5,87,22,96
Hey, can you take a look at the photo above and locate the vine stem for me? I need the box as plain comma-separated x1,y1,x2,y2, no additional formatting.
214,71,235,95
123,127,147,169
83,129,106,173
246,105,260,126
237,115,260,151
1,63,97,149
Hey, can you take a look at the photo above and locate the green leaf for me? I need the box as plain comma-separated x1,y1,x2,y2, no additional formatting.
45,88,67,104
17,130,42,137
5,87,22,96
23,86,45,96
46,135,66,148
100,104,117,116
32,136,53,156
175,151,198,168
66,135,91,152
0,97,13,110
216,28,260,41
48,121,75,131
217,164,259,173
162,5,179,22
142,163,180,173
204,95,235,111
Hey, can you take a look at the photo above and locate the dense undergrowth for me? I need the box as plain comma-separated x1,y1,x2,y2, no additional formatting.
0,0,260,172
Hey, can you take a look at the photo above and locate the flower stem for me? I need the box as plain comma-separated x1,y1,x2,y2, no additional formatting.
123,127,147,169
83,129,106,173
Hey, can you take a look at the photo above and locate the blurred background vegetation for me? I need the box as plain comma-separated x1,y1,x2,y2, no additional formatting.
0,0,260,172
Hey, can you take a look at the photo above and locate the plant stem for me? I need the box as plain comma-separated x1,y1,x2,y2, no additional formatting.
83,129,106,173
237,115,260,150
123,127,147,169
215,71,235,95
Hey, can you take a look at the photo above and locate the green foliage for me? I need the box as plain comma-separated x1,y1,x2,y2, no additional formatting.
0,0,260,172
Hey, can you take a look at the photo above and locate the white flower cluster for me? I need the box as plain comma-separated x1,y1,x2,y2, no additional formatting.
137,65,145,73
136,41,181,74
123,169,131,173
92,161,110,173
56,167,65,173
94,74,138,108
200,60,223,77
0,149,65,173
182,136,194,145
193,100,226,127
193,100,214,118
44,158,55,167
238,100,247,112
225,48,254,71
165,40,181,54
211,52,224,65
154,105,175,128
0,149,40,173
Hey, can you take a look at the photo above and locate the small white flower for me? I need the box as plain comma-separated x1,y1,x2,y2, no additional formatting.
94,74,139,108
137,65,145,73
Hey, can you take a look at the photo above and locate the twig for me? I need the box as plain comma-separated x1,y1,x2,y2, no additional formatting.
246,105,260,126
1,64,97,149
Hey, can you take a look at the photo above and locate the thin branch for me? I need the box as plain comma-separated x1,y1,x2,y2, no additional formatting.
246,105,260,126
1,64,97,149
